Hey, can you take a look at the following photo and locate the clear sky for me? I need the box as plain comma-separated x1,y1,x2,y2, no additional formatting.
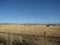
0,0,60,24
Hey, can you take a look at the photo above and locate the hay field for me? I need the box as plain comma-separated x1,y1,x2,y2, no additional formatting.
0,24,60,37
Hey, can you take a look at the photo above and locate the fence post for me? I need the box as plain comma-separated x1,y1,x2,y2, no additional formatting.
44,32,47,45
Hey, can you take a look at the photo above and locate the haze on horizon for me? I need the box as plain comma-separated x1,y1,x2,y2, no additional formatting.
0,0,60,24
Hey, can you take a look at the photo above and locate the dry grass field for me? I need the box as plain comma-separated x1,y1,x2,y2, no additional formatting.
0,24,60,37
0,24,60,45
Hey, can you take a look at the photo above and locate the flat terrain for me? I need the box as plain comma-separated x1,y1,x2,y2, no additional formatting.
0,24,60,45
0,24,60,37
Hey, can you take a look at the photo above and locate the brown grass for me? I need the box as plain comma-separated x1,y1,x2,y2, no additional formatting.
0,24,60,37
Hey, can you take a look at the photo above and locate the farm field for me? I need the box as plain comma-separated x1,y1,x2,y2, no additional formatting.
0,24,60,45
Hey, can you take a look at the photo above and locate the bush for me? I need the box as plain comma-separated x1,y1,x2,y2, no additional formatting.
46,25,49,27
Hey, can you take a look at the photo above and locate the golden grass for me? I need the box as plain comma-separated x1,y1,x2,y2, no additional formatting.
0,24,60,37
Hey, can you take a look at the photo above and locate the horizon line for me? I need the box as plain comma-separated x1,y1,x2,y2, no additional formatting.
0,23,60,25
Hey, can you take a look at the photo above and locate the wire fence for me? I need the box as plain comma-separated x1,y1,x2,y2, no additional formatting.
0,31,60,45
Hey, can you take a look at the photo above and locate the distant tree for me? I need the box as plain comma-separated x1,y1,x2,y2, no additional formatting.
46,25,49,27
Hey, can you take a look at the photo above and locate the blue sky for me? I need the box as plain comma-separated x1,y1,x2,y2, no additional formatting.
0,0,60,24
